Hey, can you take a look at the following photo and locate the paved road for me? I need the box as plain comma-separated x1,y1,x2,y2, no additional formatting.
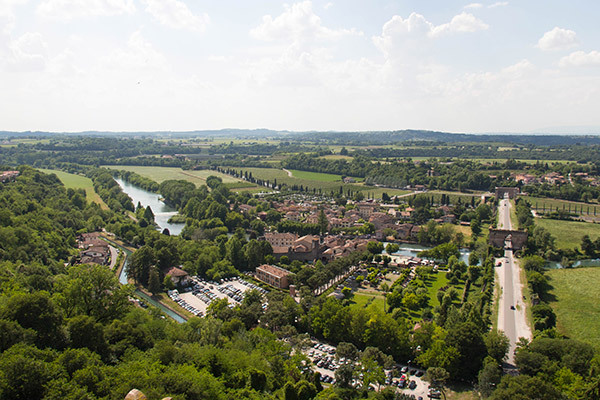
496,198,532,365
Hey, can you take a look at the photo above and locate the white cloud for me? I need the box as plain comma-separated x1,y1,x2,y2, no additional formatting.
464,3,483,10
488,2,508,8
142,0,209,32
373,12,488,59
37,0,135,20
5,31,47,71
102,30,167,72
430,12,489,37
324,2,333,10
0,0,27,34
251,1,360,42
559,50,600,68
537,27,578,51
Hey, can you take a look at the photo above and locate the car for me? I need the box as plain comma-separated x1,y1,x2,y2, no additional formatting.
510,305,516,310
408,380,417,390
415,370,424,377
401,366,408,373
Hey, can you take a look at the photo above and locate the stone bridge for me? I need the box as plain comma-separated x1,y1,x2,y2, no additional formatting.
488,229,528,250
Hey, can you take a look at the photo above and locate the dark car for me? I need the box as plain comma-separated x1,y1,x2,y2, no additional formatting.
510,305,516,310
408,380,417,390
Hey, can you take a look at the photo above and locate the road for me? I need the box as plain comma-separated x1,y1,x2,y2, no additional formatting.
496,198,532,366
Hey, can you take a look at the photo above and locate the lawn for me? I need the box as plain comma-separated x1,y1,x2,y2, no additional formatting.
546,267,600,351
348,292,386,313
40,169,108,209
536,218,600,250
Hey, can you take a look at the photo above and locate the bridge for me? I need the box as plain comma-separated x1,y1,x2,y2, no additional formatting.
488,229,528,250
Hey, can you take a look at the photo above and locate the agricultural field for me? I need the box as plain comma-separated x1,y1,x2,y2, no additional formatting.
528,196,600,215
536,218,600,250
546,267,600,351
230,167,370,194
103,165,255,190
39,169,108,209
288,169,347,182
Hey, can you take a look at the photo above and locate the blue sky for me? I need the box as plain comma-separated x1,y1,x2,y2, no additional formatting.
1,0,600,133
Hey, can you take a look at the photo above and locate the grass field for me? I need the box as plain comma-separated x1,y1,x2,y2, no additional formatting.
102,166,256,191
546,267,600,350
40,169,108,209
536,218,600,250
349,292,386,313
528,197,600,214
231,167,370,194
289,169,345,182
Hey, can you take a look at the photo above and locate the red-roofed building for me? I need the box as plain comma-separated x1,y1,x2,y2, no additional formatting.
255,264,291,289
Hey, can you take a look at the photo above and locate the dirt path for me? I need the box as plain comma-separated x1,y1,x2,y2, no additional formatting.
282,168,293,177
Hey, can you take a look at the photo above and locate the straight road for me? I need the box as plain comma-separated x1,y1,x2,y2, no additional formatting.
496,198,532,366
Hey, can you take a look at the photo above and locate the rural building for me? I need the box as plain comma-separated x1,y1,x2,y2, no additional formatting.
255,264,291,289
0,170,20,183
164,266,189,285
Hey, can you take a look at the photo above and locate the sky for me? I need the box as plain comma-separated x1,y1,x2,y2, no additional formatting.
1,0,600,134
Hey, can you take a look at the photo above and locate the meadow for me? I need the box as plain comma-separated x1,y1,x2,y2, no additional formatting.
536,218,600,250
103,166,255,190
528,196,600,214
231,167,371,194
40,169,108,209
546,267,600,351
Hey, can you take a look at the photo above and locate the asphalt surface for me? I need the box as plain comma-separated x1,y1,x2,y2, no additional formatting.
496,198,532,365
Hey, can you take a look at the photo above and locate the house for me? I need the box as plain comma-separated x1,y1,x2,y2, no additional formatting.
80,246,110,265
255,264,291,289
356,202,377,218
0,170,20,183
164,266,189,285
264,232,298,248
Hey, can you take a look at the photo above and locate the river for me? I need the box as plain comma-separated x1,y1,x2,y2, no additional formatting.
384,242,471,264
114,177,185,236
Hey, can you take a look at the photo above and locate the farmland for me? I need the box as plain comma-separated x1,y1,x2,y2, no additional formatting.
536,218,600,250
102,165,255,190
546,267,600,351
39,169,108,209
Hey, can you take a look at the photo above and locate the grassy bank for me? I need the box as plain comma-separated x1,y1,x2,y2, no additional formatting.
40,169,108,209
546,267,600,351
536,218,600,250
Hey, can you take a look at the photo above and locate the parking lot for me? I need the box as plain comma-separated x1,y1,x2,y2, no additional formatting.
168,276,268,317
303,341,431,398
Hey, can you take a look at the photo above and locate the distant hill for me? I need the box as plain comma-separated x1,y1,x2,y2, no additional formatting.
2,129,600,146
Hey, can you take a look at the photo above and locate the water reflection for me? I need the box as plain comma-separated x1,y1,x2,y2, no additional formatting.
114,177,184,235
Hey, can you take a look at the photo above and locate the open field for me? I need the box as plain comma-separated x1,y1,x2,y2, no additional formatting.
230,167,370,194
102,166,258,191
40,169,108,209
348,292,385,313
528,197,600,214
318,154,354,161
536,218,600,250
546,267,600,351
289,169,346,182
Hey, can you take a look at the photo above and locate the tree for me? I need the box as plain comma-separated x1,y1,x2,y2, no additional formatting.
385,243,399,254
127,245,155,285
489,375,563,400
484,330,510,363
367,241,384,254
148,267,161,295
143,205,155,222
478,359,503,398
471,218,482,237
54,264,132,323
336,342,359,361
317,209,328,235
335,363,354,388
